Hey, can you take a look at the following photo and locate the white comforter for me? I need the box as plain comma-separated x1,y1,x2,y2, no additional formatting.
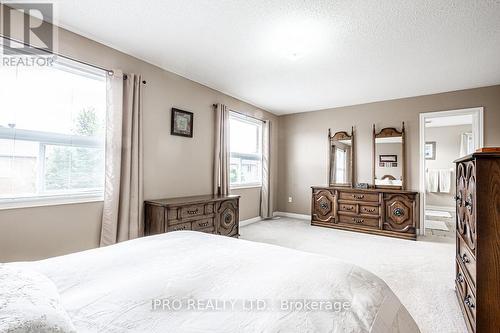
13,231,419,333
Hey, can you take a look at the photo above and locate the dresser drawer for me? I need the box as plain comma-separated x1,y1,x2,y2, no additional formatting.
456,278,476,333
458,277,476,326
360,205,379,216
457,235,476,287
455,261,467,296
192,218,215,231
338,214,379,228
339,191,379,202
338,203,356,212
180,204,205,219
167,221,191,232
198,227,215,234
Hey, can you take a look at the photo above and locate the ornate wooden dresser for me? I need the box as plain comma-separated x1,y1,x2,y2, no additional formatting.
311,187,419,240
454,151,500,332
144,194,240,237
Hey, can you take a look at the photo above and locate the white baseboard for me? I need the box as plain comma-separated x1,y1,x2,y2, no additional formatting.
273,211,310,220
426,205,455,213
240,216,263,227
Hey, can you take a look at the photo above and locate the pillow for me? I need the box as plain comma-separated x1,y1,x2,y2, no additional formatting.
0,264,76,333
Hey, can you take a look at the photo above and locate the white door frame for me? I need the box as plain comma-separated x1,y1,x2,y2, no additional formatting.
418,107,484,236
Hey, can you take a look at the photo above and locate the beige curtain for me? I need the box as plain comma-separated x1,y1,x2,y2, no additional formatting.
100,71,144,246
213,103,230,195
260,120,273,218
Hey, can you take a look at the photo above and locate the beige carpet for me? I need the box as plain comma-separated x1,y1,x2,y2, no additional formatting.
240,217,466,333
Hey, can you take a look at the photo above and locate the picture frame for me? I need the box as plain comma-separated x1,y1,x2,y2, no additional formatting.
425,141,436,160
379,154,397,163
171,108,193,138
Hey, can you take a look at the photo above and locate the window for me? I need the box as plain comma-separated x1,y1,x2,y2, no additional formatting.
0,40,107,207
229,112,262,187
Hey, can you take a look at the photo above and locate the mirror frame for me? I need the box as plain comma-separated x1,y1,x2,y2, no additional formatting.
328,127,355,187
372,122,406,190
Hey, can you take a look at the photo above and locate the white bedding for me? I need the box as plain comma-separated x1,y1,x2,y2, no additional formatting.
10,231,420,333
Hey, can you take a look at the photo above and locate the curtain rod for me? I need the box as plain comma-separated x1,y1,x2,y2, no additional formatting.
212,104,266,123
0,34,147,84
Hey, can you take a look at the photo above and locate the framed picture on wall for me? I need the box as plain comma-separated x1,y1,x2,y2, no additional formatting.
425,141,436,160
171,108,194,138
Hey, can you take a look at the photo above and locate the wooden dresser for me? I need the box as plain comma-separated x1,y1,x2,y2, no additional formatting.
144,194,240,237
311,187,419,240
454,152,500,332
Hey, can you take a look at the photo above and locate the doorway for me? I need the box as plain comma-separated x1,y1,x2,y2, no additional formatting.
418,107,483,237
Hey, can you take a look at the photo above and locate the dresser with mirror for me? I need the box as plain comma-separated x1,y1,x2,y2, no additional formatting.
311,123,419,240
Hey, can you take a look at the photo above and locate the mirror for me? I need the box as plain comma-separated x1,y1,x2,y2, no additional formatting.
373,123,406,189
328,128,355,187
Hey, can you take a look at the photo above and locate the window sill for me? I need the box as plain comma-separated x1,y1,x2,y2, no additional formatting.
230,184,263,190
0,194,104,211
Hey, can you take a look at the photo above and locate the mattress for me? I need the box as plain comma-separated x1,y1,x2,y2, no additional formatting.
11,231,420,333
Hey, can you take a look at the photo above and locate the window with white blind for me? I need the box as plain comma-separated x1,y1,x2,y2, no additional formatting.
229,112,263,188
0,40,107,207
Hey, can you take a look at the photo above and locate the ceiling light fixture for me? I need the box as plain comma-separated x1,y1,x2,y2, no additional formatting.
265,17,326,61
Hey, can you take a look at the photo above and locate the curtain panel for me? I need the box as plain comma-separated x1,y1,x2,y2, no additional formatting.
213,103,230,196
100,71,144,246
260,120,273,218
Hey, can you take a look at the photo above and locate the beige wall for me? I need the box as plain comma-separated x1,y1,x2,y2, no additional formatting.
0,6,278,262
425,124,472,208
277,85,500,215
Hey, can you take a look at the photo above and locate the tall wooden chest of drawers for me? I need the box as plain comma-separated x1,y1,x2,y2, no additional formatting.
454,152,500,332
311,187,419,240
144,194,240,238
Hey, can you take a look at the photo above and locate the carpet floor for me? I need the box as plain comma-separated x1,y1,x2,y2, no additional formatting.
239,217,466,333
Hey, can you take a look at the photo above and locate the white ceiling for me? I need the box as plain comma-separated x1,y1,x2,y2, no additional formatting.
47,0,500,115
425,115,473,128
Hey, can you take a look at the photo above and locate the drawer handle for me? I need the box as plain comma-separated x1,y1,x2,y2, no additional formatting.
455,272,464,283
343,206,353,211
198,222,209,227
352,194,364,199
353,218,364,224
174,226,187,231
464,295,475,309
363,207,376,213
187,208,199,215
461,253,470,264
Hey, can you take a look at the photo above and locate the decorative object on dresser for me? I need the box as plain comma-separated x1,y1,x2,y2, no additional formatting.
311,187,419,240
454,151,500,332
328,127,355,187
144,194,240,237
373,122,406,189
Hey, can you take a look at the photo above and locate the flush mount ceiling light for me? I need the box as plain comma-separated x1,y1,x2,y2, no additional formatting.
265,17,327,61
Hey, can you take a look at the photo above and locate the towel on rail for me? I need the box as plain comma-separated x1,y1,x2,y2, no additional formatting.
439,169,452,193
426,169,439,192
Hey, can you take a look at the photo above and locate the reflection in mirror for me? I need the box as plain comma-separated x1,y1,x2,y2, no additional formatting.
329,128,354,187
372,123,405,189
375,136,403,187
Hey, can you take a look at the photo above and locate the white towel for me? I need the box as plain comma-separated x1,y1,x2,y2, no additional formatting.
439,169,452,193
426,170,439,193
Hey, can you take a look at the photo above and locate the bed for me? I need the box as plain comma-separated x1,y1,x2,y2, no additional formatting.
5,231,420,333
